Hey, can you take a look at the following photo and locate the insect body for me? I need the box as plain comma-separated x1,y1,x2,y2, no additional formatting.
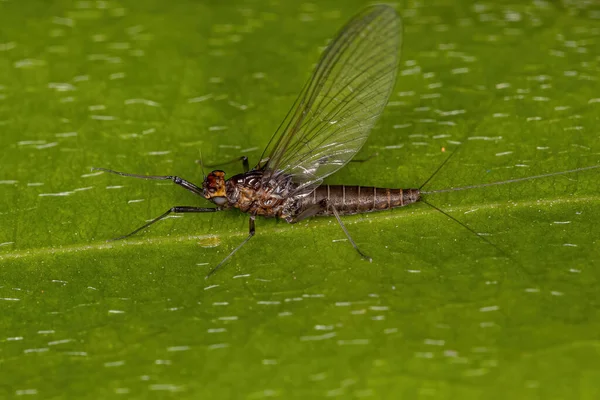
94,5,598,277
203,169,420,222
96,5,406,275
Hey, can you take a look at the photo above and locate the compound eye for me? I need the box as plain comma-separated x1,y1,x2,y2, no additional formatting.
212,196,227,206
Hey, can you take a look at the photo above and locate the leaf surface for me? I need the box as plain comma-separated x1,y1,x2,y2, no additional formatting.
1,0,599,398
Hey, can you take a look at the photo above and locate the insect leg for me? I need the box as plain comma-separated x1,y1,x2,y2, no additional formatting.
327,200,372,262
111,206,218,241
197,156,250,173
205,215,255,278
92,167,204,196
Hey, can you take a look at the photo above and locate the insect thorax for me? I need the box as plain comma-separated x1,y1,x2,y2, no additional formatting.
225,170,298,218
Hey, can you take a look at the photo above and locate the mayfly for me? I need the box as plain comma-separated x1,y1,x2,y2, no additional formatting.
94,5,598,277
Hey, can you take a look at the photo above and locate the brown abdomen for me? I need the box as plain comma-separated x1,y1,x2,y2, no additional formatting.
310,185,420,216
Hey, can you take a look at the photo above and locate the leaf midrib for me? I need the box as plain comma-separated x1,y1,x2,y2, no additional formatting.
1,194,597,262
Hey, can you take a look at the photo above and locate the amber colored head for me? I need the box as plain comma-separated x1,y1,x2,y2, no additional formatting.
203,170,228,206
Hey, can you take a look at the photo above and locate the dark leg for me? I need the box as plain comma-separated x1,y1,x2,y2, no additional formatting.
92,167,204,196
110,206,218,241
205,216,255,279
196,156,250,173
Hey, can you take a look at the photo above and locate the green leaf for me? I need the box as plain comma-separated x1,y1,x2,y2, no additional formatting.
1,1,599,398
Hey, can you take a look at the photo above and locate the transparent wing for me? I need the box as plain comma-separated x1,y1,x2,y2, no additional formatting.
257,5,401,194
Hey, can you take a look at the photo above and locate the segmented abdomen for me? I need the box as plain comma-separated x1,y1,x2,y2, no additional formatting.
308,185,420,216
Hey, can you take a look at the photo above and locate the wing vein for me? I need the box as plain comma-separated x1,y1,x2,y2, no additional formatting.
259,5,401,196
